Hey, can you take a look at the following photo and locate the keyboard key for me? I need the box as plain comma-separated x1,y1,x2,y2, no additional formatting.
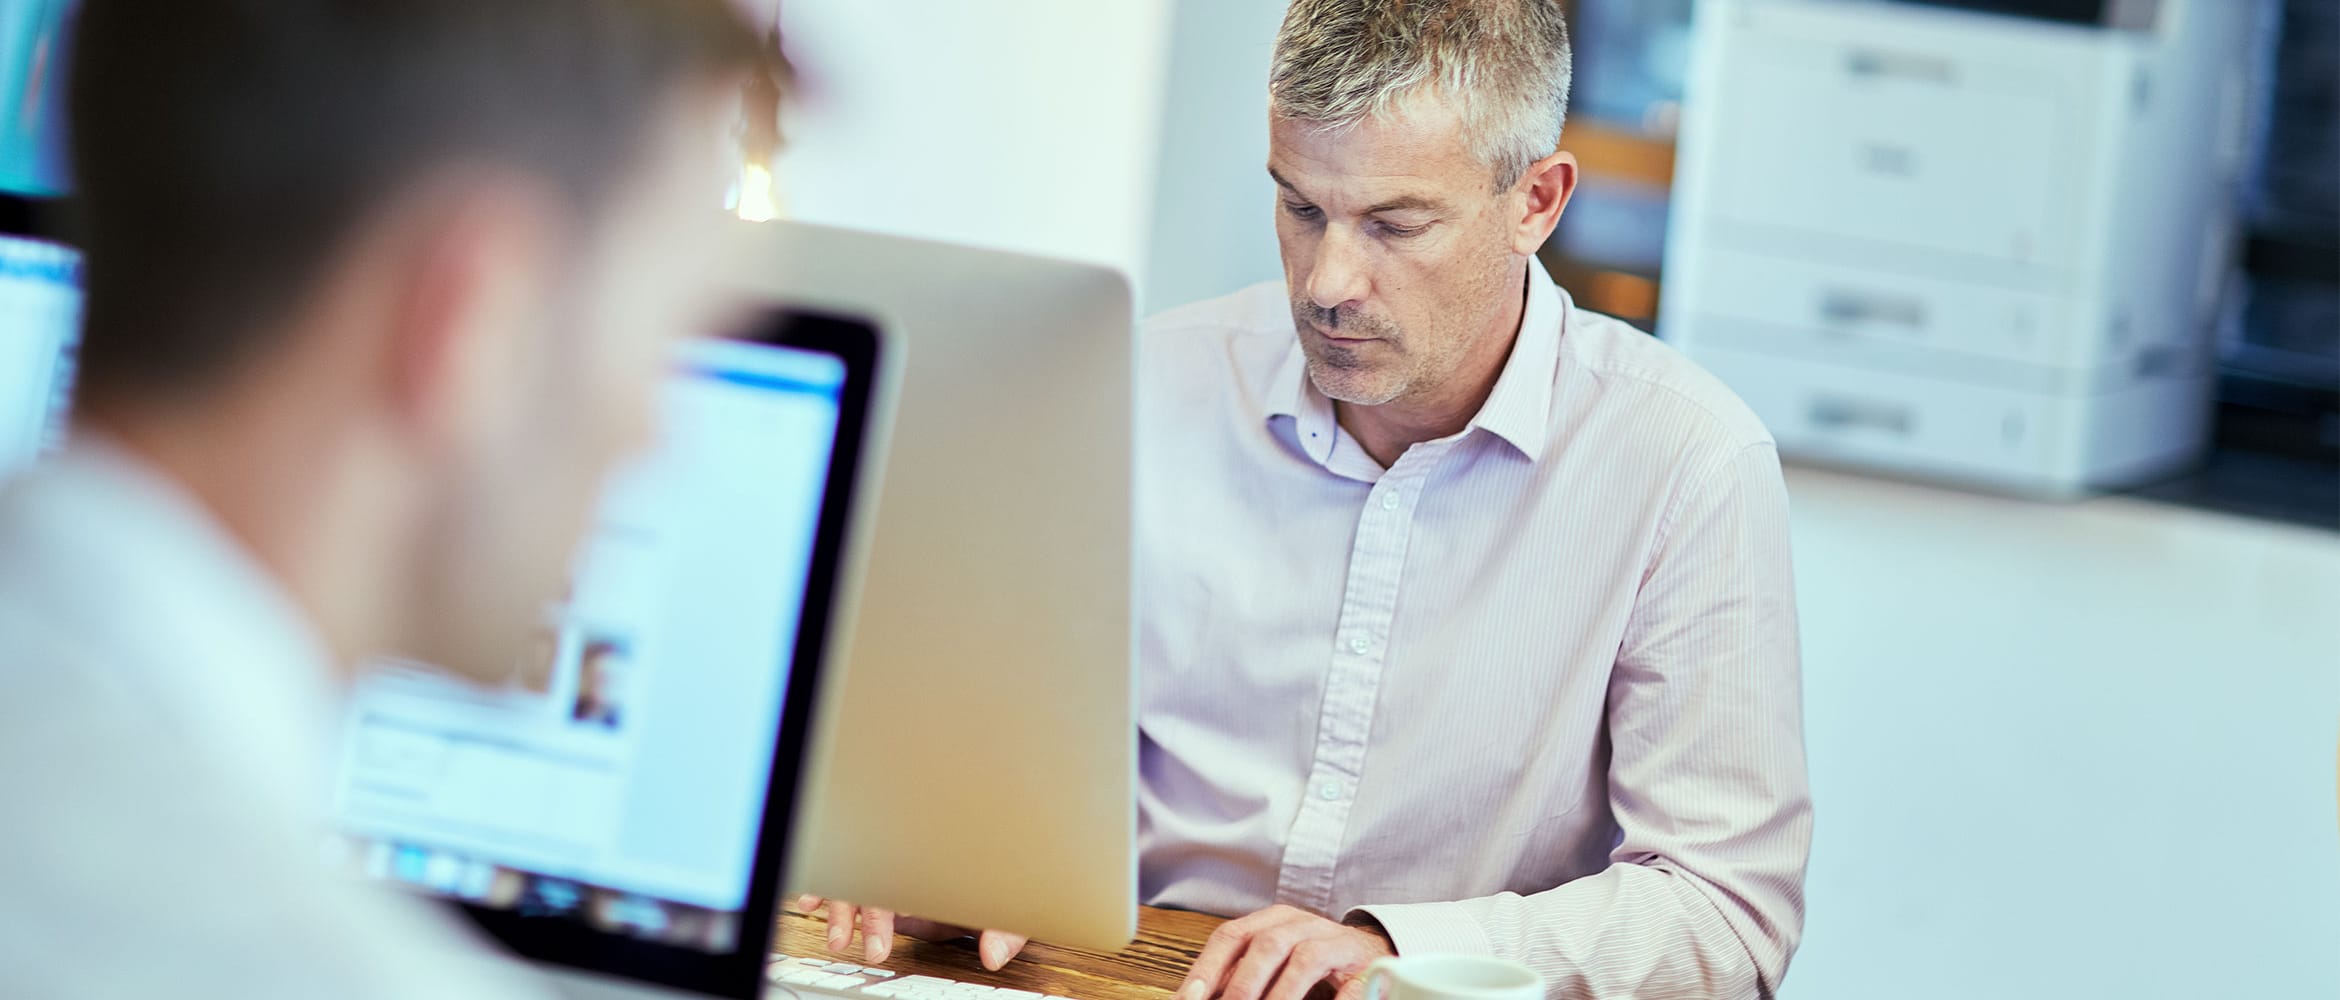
825,964,866,975
994,991,1043,1000
779,970,830,986
863,969,898,979
815,973,867,989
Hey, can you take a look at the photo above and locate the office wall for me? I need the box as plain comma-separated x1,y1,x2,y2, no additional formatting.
763,0,1174,282
1784,467,2340,999
1141,0,1289,313
1139,5,2340,998
759,0,1283,311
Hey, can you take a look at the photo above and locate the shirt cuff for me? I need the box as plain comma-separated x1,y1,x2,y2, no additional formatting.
1344,901,1495,957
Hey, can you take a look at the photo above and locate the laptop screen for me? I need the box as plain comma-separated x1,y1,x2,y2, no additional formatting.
0,233,79,478
331,331,859,958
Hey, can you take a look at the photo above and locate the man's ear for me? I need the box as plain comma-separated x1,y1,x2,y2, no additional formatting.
381,173,565,455
1510,148,1578,257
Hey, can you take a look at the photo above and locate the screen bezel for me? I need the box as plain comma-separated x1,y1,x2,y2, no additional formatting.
448,307,884,998
0,193,71,245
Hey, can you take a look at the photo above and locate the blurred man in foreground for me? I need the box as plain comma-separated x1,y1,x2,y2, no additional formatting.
0,1,759,994
812,2,1811,998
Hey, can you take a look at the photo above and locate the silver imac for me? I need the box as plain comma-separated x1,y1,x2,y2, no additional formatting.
753,221,1137,953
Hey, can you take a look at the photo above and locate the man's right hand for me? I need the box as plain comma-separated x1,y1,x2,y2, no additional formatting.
794,894,1030,970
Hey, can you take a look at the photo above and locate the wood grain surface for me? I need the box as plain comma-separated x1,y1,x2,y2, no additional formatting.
773,906,1226,1000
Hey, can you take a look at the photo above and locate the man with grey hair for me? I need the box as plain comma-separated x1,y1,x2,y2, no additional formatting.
815,3,1811,998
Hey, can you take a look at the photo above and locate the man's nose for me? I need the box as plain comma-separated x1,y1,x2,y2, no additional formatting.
1304,226,1370,314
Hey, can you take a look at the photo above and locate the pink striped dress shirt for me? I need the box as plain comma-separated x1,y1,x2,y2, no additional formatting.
1134,262,1812,999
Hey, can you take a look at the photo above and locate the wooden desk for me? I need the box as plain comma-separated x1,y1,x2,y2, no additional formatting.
774,906,1224,1000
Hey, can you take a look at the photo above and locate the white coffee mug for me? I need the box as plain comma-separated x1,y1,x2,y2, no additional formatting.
1357,955,1544,1000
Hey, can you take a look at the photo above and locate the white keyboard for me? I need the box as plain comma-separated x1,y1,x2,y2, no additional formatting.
764,954,1078,1000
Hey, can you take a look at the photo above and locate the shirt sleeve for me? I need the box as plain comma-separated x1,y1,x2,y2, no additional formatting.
1350,441,1812,1000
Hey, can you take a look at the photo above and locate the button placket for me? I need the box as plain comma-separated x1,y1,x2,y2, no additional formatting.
1274,445,1448,911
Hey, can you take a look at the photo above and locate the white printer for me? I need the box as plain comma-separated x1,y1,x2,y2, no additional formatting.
1658,0,2264,496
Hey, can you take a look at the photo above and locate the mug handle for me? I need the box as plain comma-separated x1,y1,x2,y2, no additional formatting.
1358,957,1400,1000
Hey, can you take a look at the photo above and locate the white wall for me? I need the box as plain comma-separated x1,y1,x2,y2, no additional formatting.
760,0,1174,282
756,0,1280,310
1782,467,2340,999
1140,0,1289,313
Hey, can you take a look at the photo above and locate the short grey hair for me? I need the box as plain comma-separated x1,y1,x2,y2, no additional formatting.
1270,0,1573,190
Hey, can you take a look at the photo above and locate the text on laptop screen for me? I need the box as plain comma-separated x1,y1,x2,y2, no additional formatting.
331,337,847,954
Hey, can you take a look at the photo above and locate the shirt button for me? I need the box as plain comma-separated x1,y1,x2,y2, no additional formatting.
1317,782,1342,801
1381,491,1402,511
1348,635,1371,655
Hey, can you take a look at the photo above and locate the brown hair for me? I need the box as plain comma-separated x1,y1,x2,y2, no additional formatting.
67,0,762,404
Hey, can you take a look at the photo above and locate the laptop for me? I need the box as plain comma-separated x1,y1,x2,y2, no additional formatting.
329,306,894,999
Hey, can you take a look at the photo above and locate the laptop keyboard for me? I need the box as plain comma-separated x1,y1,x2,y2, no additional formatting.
766,955,1078,1000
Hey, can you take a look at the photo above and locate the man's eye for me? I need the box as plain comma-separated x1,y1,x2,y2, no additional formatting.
1283,202,1322,221
1380,222,1427,239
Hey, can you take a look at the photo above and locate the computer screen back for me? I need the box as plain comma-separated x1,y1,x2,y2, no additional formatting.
755,220,1137,953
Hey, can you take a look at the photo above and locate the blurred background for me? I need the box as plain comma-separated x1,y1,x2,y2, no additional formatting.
4,0,2336,997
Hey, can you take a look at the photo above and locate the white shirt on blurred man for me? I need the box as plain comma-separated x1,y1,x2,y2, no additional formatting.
0,443,544,998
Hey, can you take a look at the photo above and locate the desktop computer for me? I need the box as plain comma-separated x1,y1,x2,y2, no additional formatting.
750,221,1140,956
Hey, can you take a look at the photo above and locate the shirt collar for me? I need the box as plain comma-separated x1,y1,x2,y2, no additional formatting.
1469,262,1565,463
1267,335,1341,467
1265,261,1566,466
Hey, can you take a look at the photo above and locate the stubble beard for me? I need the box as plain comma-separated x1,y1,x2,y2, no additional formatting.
1293,300,1410,406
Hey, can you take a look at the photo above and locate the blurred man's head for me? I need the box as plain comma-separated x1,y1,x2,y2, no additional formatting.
68,0,762,680
1267,0,1578,412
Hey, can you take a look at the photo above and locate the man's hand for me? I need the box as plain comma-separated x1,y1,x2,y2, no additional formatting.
792,894,1029,970
1177,905,1396,1000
